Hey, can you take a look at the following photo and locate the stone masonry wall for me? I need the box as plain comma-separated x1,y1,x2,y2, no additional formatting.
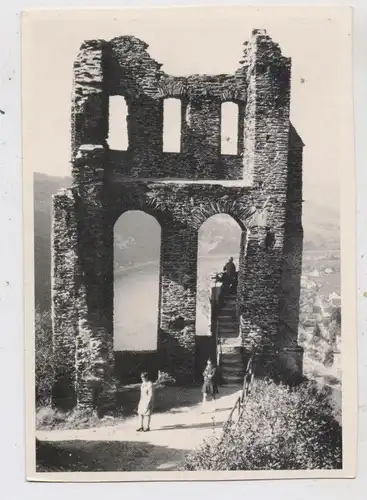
51,189,79,410
276,125,304,380
104,178,287,379
51,29,304,410
158,223,198,383
72,35,250,181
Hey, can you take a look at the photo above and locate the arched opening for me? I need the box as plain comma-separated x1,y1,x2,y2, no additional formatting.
221,102,239,155
163,98,182,152
113,211,161,351
107,95,129,150
196,214,242,337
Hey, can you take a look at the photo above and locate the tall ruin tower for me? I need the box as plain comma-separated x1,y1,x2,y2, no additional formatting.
51,29,304,411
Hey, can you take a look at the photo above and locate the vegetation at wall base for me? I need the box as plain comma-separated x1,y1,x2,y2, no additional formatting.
184,379,342,471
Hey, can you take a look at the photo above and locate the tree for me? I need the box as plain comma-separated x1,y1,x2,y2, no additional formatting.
311,323,322,345
328,308,341,345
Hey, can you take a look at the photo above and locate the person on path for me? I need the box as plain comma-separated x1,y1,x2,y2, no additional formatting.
137,372,154,432
202,359,217,407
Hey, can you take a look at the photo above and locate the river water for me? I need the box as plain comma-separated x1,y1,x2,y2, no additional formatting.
113,255,233,351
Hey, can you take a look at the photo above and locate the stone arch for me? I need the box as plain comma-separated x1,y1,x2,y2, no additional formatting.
109,195,173,229
190,199,256,231
113,209,162,352
195,212,244,336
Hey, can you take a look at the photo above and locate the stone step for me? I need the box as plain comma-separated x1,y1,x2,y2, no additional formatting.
219,342,242,347
219,345,243,353
220,364,245,374
221,359,243,367
220,359,243,366
220,350,243,358
218,320,238,328
219,337,242,344
220,303,238,310
220,354,242,361
218,325,238,332
218,311,237,318
221,375,244,384
218,310,238,316
222,295,237,301
218,327,239,334
218,321,238,327
221,300,237,307
218,329,239,336
217,318,238,324
218,317,238,323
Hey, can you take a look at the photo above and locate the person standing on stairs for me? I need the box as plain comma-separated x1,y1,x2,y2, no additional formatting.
223,256,236,292
137,372,154,432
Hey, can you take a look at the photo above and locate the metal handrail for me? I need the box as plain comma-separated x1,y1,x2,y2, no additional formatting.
220,353,256,441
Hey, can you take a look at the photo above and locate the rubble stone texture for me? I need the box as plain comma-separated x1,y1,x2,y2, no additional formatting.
52,30,304,411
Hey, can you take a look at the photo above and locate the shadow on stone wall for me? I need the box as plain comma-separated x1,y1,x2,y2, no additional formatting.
114,351,159,385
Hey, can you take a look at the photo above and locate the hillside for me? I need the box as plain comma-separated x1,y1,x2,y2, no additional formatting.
33,173,340,311
302,200,340,251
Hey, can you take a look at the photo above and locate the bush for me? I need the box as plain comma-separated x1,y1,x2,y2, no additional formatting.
323,374,340,386
184,379,342,471
323,348,335,368
154,371,176,388
35,309,55,407
298,331,307,344
36,405,117,431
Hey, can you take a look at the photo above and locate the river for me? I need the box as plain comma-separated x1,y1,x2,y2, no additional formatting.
113,255,231,351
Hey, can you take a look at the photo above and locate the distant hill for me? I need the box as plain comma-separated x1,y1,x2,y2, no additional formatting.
33,173,340,311
302,200,340,251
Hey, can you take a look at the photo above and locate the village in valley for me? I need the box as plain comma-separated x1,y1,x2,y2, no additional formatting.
298,249,342,389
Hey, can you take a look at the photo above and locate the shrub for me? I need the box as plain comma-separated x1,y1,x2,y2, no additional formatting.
35,309,55,407
36,405,117,431
154,371,176,388
311,323,322,345
323,348,335,368
298,331,307,344
184,379,342,471
323,374,340,386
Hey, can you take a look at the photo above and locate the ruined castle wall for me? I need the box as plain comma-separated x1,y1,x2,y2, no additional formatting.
278,125,304,347
107,152,245,181
51,189,79,410
242,30,291,188
181,99,221,177
106,178,293,380
71,40,108,171
237,31,293,356
158,223,198,382
74,155,116,410
71,36,250,182
52,30,304,409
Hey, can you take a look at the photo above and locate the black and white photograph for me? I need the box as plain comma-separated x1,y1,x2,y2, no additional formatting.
22,6,356,480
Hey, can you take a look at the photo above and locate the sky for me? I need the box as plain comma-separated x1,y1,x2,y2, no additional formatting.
22,6,353,214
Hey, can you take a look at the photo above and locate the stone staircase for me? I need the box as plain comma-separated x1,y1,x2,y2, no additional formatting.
216,291,245,385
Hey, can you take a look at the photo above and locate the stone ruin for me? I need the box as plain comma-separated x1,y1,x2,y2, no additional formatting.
51,29,304,411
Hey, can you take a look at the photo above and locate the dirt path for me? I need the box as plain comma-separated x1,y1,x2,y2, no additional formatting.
36,387,241,472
